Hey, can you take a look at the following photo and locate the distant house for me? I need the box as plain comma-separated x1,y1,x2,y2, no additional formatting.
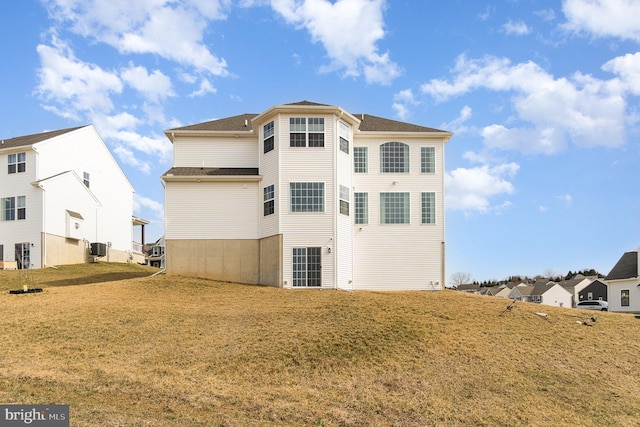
559,276,593,307
0,126,146,269
479,286,503,296
145,236,165,268
161,101,452,290
604,249,640,312
577,279,607,302
456,284,481,293
509,282,573,307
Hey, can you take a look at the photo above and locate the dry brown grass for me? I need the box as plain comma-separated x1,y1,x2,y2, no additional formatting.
1,263,639,426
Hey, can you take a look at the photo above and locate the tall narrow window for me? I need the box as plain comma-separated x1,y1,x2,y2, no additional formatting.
8,152,26,174
339,121,350,154
83,172,90,188
308,118,325,147
380,142,409,173
1,197,15,221
263,184,275,216
421,147,435,173
339,185,349,216
380,192,410,224
264,121,275,153
354,192,368,224
421,192,435,224
354,147,368,173
290,117,306,147
0,244,4,261
621,290,630,307
17,196,26,220
290,182,324,213
293,247,321,287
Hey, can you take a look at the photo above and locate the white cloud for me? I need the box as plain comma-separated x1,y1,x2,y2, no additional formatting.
556,193,573,206
133,193,164,216
189,79,217,97
602,52,640,95
43,0,230,76
442,105,472,134
421,54,628,153
534,8,556,22
502,20,531,35
36,37,123,116
562,0,640,42
445,163,519,213
270,0,400,84
120,64,175,103
392,89,419,120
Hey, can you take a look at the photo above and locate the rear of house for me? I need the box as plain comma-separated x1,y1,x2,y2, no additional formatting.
605,249,640,312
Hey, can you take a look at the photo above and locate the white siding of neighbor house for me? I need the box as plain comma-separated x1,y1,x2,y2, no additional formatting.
351,137,446,291
279,114,336,289
34,126,134,252
335,119,354,290
541,284,573,307
174,137,258,168
165,181,259,240
607,279,640,312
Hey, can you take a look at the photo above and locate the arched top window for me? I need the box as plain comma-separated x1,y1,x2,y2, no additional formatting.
380,142,409,173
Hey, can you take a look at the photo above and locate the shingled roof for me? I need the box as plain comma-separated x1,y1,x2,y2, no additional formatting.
1,126,86,150
163,167,259,177
605,251,638,280
167,102,448,134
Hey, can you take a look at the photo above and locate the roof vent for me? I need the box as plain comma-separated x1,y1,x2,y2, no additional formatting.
361,114,364,120
244,119,248,127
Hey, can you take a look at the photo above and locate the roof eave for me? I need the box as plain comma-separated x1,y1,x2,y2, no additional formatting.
162,175,262,183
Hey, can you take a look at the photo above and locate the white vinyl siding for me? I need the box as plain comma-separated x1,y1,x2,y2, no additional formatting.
165,181,259,239
174,137,258,168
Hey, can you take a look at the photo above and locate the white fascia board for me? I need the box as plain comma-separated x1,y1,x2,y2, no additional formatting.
161,175,262,183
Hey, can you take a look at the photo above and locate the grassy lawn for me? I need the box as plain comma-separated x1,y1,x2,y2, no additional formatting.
1,263,639,426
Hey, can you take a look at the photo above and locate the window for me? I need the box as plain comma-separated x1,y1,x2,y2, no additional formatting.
290,117,325,147
621,290,630,307
421,192,435,224
264,121,274,153
380,192,410,224
354,192,368,224
354,147,368,173
15,242,30,270
290,182,324,212
339,185,349,216
587,292,593,300
380,142,409,173
421,147,435,173
0,244,3,260
1,196,25,221
17,196,26,220
293,247,321,287
8,152,26,174
263,184,275,216
83,172,90,188
532,295,542,303
339,121,350,154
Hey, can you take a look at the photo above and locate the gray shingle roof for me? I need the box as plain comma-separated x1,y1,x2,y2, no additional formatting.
1,126,86,150
167,102,449,134
163,167,259,177
605,251,638,280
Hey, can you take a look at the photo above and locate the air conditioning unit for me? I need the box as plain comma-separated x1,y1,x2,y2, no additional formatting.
90,242,107,257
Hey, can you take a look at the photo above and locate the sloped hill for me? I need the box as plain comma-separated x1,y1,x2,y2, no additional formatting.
1,264,639,426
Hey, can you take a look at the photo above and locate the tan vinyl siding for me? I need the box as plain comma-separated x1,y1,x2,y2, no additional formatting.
259,118,280,239
165,181,259,240
174,137,258,168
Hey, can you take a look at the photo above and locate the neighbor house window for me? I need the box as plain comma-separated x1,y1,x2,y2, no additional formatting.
290,182,324,212
380,142,409,173
354,147,368,173
354,192,368,224
339,121,350,154
339,185,349,216
290,118,324,147
17,196,26,220
380,192,410,224
83,172,90,188
621,290,630,307
0,244,3,260
293,247,321,287
264,121,274,153
421,192,435,224
1,197,15,221
263,184,275,216
421,147,435,173
8,152,26,174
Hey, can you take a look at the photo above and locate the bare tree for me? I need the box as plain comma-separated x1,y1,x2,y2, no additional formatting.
449,271,472,287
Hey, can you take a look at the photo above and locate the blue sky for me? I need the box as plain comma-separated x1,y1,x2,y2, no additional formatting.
1,0,639,283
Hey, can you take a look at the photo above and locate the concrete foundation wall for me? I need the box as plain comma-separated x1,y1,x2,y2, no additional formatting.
166,236,283,287
259,234,283,287
44,233,144,266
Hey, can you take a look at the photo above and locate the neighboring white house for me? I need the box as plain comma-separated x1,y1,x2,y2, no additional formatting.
0,125,145,269
605,249,640,312
509,282,573,307
162,101,452,290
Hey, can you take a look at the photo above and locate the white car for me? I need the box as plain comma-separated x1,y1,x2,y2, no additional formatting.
576,300,608,311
